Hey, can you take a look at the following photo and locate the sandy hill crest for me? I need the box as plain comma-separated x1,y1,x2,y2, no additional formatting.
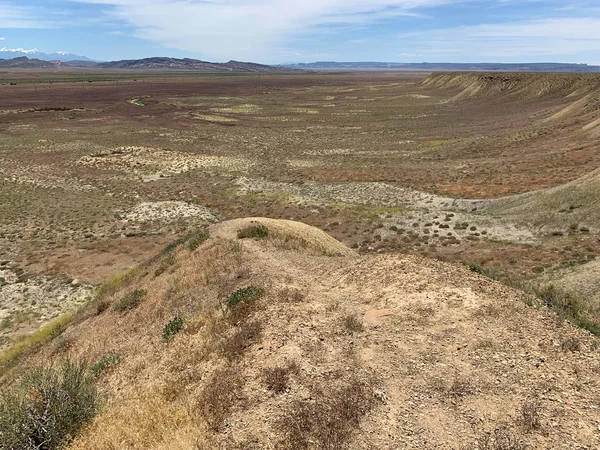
4,218,600,449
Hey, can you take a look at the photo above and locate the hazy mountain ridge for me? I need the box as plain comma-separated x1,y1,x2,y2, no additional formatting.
0,48,92,62
0,56,294,72
286,61,600,72
96,57,292,72
3,56,599,72
0,57,58,68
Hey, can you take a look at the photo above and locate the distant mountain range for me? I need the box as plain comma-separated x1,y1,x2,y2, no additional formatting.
3,56,600,73
0,56,293,72
95,57,290,72
0,48,92,62
285,61,600,72
0,56,58,68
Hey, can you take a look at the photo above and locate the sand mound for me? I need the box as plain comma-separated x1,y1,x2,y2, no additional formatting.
122,201,218,223
211,217,358,257
78,146,252,181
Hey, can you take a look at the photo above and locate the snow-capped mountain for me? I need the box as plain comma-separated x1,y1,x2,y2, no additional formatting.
0,48,92,62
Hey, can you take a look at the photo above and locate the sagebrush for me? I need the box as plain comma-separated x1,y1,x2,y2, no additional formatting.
0,360,98,449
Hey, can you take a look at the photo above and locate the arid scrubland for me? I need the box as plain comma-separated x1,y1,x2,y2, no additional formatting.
1,70,600,448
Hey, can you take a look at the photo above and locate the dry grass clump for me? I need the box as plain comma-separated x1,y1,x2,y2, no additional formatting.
263,362,299,394
237,224,269,240
429,375,475,400
68,393,202,450
518,399,542,432
342,313,364,334
448,378,475,399
278,287,306,303
560,336,581,352
277,377,375,450
197,366,244,432
467,427,527,450
220,320,263,362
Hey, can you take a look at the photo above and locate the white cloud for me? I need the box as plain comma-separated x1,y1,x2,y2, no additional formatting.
0,3,55,28
397,17,600,60
69,0,462,61
0,47,40,53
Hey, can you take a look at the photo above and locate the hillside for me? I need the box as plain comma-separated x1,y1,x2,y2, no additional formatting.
4,218,599,449
0,56,292,72
0,56,58,68
480,168,600,231
95,57,289,72
422,72,600,101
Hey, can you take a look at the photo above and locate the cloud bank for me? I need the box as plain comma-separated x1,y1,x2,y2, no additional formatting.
399,17,600,60
4,0,600,62
69,0,460,60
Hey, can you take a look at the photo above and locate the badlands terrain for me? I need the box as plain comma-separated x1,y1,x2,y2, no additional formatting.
0,69,599,448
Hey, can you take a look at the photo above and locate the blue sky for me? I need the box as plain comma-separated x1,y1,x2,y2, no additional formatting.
1,0,599,63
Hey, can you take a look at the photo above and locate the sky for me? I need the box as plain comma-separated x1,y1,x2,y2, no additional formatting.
0,0,599,64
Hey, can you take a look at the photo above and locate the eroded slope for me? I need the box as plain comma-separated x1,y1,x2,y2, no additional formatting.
5,219,595,449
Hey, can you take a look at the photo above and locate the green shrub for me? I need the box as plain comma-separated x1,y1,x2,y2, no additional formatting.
237,224,269,240
160,236,189,255
464,261,487,275
91,352,121,377
227,286,264,309
114,289,146,312
0,360,98,449
162,317,185,342
226,287,264,324
188,231,210,251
